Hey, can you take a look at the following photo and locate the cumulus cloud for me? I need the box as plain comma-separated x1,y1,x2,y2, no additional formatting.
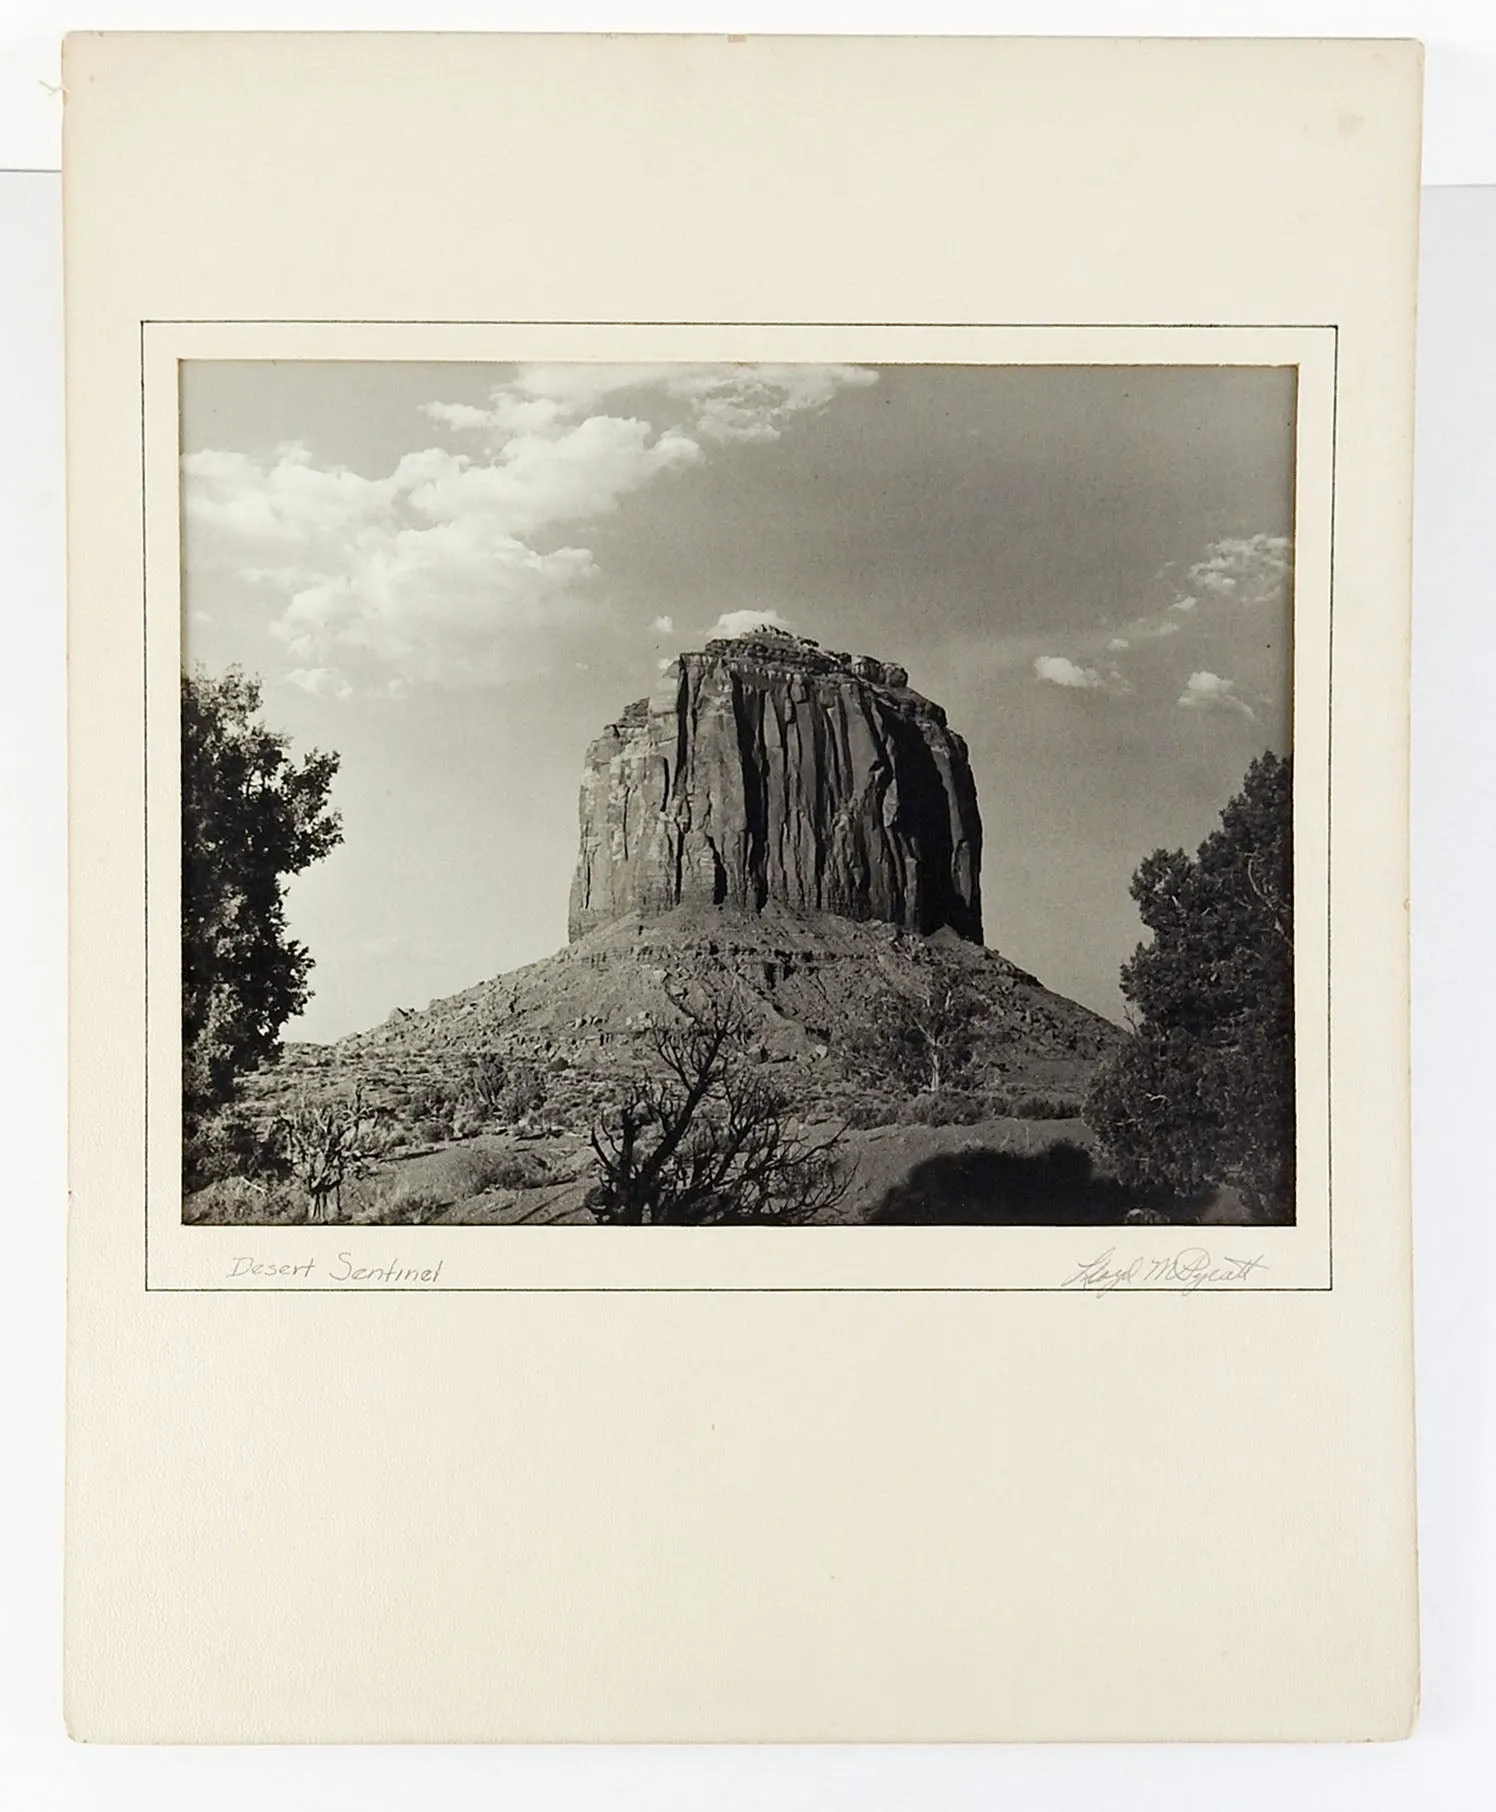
709,609,795,640
183,364,877,692
1034,655,1103,689
1178,670,1257,719
1187,533,1292,609
1033,654,1130,694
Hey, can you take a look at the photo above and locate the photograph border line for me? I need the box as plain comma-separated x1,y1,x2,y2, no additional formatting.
142,318,1336,1295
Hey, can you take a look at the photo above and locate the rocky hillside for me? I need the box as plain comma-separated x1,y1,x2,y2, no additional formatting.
257,903,1120,1137
569,627,983,943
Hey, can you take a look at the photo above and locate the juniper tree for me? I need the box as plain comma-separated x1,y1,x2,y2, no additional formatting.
182,667,342,1176
1085,751,1294,1221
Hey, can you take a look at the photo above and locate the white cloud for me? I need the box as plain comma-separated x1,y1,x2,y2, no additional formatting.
271,531,600,689
1178,670,1257,720
419,401,494,433
401,415,701,541
1035,655,1106,690
183,363,878,693
1032,532,1290,714
1109,534,1293,653
435,363,880,447
652,614,674,633
660,363,879,443
1187,533,1292,609
709,609,795,640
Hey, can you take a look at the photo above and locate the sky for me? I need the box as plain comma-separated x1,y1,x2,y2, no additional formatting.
180,360,1295,1042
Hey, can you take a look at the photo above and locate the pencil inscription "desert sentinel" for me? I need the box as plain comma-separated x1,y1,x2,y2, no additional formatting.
227,1255,444,1285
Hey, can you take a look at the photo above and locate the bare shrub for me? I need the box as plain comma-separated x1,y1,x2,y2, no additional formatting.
464,1052,508,1115
840,969,987,1096
410,1143,552,1205
373,1179,449,1225
274,1085,383,1223
404,1077,458,1138
840,1094,903,1130
896,1090,991,1127
499,1060,546,1124
1007,1091,1085,1121
479,1149,551,1191
454,1052,547,1128
589,990,847,1225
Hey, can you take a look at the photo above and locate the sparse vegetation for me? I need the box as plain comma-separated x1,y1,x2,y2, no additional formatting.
184,1173,303,1226
190,906,1129,1227
446,1146,550,1194
895,1089,991,1127
839,1094,905,1130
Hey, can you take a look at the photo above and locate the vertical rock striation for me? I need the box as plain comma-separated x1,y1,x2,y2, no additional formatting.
568,629,984,943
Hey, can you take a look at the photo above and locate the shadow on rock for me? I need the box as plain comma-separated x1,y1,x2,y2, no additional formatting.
868,1140,1167,1226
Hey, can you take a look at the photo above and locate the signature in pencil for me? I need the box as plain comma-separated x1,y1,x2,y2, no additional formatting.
1061,1247,1269,1295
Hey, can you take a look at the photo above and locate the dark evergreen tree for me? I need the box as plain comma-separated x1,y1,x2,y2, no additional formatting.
1085,752,1295,1222
181,668,342,1173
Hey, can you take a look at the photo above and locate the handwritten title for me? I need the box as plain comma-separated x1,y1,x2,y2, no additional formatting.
227,1254,444,1285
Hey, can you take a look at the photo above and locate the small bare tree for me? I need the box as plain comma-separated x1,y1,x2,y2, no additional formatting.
588,991,847,1226
464,1052,507,1116
844,972,986,1095
275,1084,382,1223
461,1051,546,1127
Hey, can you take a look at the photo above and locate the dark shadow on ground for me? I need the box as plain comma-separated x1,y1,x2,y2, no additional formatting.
867,1140,1190,1226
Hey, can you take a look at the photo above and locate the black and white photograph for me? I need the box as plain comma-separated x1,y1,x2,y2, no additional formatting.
179,358,1297,1231
59,30,1425,1757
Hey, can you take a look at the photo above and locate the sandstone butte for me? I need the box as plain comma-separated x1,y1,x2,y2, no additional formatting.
569,627,984,944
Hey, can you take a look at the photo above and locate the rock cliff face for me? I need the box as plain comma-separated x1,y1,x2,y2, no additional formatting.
568,629,984,943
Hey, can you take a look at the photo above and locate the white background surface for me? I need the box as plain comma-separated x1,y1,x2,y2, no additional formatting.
2,22,1493,1805
1,3,1496,184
